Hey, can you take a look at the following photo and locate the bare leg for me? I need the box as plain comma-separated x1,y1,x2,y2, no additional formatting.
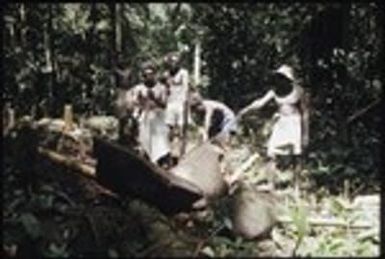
292,155,302,201
265,156,277,191
169,125,181,164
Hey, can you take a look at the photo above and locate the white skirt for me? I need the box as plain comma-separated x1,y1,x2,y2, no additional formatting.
139,109,170,163
267,113,302,157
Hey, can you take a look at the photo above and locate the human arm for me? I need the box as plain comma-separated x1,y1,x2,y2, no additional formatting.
203,105,213,141
147,85,168,109
238,89,275,116
299,89,310,150
181,69,189,102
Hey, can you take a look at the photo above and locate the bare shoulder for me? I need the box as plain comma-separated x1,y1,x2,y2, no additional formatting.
154,82,167,92
132,83,146,91
180,68,189,76
204,100,230,111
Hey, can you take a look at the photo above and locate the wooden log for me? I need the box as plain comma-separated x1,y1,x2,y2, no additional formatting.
277,215,373,229
227,152,260,185
37,147,117,198
39,135,204,215
169,141,228,200
231,182,279,239
93,137,204,215
38,147,96,178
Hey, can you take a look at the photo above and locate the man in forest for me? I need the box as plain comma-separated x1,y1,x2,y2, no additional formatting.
117,61,171,168
115,59,138,147
188,87,237,148
163,52,190,162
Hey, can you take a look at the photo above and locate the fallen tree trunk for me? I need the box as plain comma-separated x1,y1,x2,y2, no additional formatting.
38,147,96,178
37,146,118,198
228,152,261,185
93,137,204,215
38,138,205,216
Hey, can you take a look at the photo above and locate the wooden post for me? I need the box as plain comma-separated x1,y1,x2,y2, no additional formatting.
3,103,16,135
9,108,15,130
180,100,188,157
193,39,202,86
116,3,122,54
43,4,54,115
63,104,74,132
344,179,350,200
109,3,118,89
19,4,26,48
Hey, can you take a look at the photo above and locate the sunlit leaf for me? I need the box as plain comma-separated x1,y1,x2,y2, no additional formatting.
201,246,215,257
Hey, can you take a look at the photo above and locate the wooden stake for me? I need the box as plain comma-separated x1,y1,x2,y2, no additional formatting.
63,104,73,132
8,108,15,129
193,39,201,86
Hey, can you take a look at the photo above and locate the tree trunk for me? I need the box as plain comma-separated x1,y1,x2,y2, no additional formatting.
19,3,26,49
376,2,384,84
90,3,97,57
116,3,122,54
123,4,138,59
48,4,55,116
109,3,118,89
193,39,202,86
40,4,55,117
89,3,98,115
339,3,351,144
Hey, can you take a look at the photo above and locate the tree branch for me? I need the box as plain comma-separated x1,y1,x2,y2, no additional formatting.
347,99,380,124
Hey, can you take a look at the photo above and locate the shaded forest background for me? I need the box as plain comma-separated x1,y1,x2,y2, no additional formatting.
3,2,382,192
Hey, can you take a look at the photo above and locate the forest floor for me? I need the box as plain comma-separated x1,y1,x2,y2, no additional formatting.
2,124,380,257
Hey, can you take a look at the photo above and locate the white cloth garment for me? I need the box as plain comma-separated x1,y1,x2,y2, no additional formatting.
129,83,170,163
244,85,303,156
202,100,237,136
165,68,189,127
267,86,303,156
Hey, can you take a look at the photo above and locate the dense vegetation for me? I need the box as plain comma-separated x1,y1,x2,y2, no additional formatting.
3,3,382,257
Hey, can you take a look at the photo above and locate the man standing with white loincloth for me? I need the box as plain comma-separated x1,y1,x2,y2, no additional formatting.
163,52,190,162
122,61,171,167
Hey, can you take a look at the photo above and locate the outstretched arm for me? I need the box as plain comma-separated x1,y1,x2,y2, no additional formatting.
239,89,275,116
203,106,214,141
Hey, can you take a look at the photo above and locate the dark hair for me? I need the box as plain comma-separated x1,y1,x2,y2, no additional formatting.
164,51,181,63
270,73,293,97
141,61,156,72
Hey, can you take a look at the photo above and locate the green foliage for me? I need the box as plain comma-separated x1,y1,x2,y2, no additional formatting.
19,213,43,240
2,4,382,256
289,201,309,255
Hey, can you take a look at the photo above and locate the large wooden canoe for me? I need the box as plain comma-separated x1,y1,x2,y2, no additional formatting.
93,137,204,215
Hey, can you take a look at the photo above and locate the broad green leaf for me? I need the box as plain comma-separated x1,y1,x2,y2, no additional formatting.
19,213,42,240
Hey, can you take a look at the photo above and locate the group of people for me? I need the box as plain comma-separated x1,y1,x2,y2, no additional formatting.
116,52,238,169
116,51,308,188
